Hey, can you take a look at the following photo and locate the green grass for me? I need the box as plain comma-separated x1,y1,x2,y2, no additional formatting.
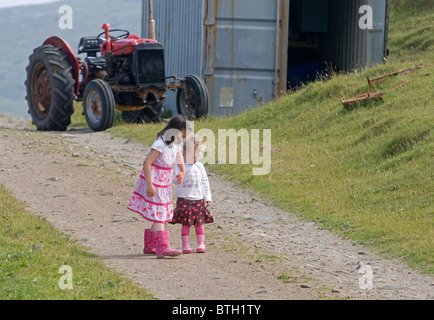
0,185,154,300
105,1,433,273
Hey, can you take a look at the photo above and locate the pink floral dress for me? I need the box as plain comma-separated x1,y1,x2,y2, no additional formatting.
128,137,180,223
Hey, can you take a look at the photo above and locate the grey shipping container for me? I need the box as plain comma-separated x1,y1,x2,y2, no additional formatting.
142,0,390,117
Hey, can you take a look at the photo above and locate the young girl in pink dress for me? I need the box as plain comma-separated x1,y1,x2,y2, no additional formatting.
128,115,188,258
170,134,214,253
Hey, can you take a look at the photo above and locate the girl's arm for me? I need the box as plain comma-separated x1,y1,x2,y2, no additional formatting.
172,165,180,184
198,163,212,204
175,151,186,184
143,149,161,197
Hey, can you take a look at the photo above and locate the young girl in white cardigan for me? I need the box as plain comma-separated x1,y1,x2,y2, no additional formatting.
170,134,213,253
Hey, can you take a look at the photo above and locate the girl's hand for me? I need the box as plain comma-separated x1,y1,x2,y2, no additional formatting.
147,185,156,197
205,201,211,208
176,171,185,184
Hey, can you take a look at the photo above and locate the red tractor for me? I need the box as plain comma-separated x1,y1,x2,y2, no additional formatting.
25,23,209,131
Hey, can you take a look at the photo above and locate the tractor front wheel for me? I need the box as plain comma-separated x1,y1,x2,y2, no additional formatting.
83,79,115,132
25,45,75,131
176,75,209,119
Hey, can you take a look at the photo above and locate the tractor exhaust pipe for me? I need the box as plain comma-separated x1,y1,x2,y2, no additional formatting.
148,0,155,40
142,0,155,40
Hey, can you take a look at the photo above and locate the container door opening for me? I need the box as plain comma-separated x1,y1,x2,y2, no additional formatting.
286,0,389,91
287,0,329,90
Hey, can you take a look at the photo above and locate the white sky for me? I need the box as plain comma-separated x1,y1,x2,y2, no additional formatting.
0,0,62,9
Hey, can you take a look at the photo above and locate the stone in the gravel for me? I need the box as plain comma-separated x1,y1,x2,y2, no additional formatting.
300,284,310,288
255,289,269,294
247,215,275,223
60,133,76,138
230,259,243,264
380,285,405,290
112,215,138,222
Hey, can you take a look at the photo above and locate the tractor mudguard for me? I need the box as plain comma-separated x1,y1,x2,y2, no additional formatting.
43,36,80,96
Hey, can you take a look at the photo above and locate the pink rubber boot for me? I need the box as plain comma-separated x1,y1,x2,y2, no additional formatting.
143,229,156,255
195,225,206,253
153,230,182,258
182,236,193,254
182,225,193,254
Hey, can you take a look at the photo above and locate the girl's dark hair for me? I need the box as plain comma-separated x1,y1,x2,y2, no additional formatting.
157,115,190,145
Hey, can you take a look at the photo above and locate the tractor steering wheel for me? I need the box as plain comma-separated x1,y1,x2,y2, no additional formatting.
97,29,130,41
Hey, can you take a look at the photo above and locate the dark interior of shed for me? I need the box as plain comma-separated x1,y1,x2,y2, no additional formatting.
287,0,330,90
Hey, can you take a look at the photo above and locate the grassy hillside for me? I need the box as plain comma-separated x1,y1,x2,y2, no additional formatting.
106,0,433,273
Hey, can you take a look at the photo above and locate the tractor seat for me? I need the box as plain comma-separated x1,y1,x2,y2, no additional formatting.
78,36,103,57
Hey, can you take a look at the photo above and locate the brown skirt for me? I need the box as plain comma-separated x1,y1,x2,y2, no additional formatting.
170,198,214,226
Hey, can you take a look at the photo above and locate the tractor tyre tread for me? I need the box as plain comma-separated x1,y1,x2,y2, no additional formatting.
25,45,75,131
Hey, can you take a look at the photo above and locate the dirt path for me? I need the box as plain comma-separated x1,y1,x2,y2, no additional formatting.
0,116,432,300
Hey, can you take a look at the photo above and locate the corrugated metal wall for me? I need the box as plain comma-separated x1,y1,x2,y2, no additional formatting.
319,0,388,71
146,0,206,115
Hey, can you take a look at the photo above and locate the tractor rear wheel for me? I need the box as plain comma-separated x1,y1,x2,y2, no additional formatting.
176,75,209,119
83,79,115,132
25,45,75,131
